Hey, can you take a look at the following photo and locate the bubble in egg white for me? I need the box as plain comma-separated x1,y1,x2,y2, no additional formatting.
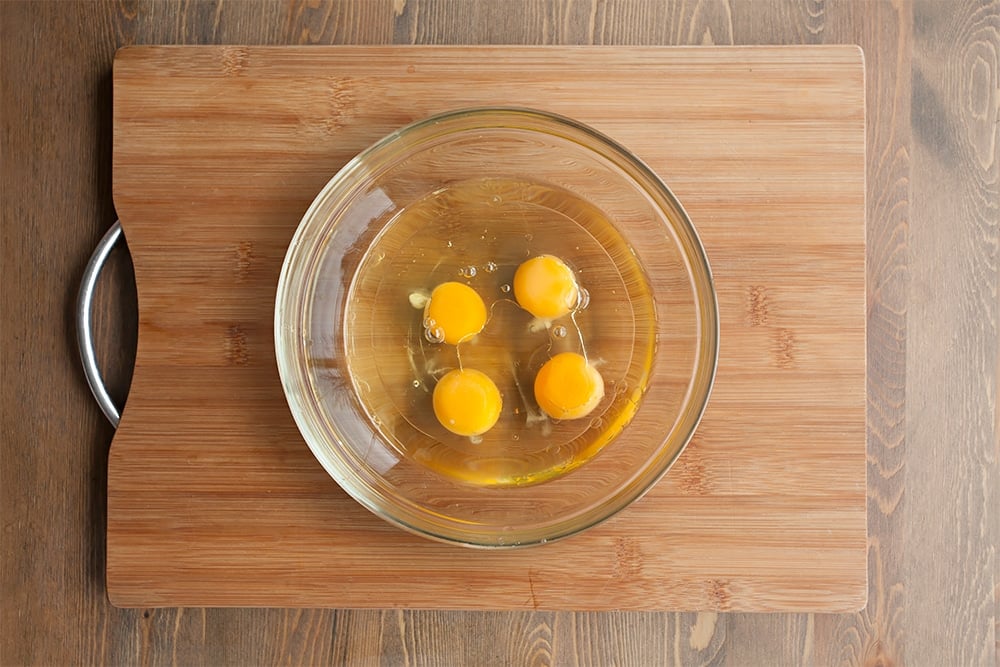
424,325,445,344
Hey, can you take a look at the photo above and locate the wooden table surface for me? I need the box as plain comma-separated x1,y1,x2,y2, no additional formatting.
1,1,996,665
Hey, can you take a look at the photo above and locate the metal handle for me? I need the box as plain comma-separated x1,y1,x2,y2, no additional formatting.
77,220,124,428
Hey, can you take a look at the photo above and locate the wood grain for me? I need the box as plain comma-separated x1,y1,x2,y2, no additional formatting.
106,45,866,611
908,1,998,666
780,0,913,664
2,0,997,665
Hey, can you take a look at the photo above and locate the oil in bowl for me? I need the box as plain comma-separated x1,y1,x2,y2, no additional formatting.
346,177,656,487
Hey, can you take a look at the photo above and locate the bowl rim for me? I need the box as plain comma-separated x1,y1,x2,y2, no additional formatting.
275,106,720,548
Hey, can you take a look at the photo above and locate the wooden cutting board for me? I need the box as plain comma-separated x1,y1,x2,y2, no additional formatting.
109,45,866,611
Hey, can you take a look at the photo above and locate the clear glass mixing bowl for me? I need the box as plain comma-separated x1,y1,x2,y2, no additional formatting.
275,108,718,547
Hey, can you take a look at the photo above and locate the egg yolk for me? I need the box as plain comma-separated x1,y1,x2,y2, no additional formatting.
534,352,604,421
433,368,503,437
513,255,579,320
424,282,488,345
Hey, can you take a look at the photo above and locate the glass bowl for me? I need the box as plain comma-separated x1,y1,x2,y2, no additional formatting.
275,108,718,548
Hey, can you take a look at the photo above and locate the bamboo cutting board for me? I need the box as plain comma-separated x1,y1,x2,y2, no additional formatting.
109,46,866,611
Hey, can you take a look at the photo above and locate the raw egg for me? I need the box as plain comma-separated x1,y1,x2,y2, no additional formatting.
433,368,503,437
513,255,579,320
534,352,604,421
424,281,487,345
